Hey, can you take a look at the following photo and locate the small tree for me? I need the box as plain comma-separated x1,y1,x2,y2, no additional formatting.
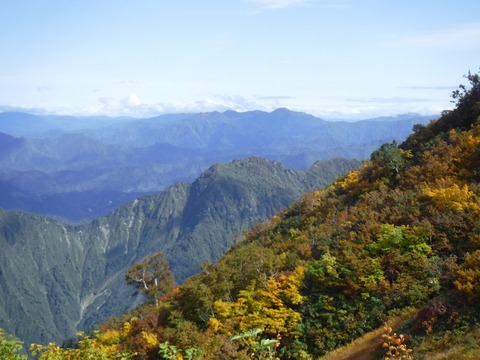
437,69,480,132
371,141,408,176
450,70,480,114
126,252,175,305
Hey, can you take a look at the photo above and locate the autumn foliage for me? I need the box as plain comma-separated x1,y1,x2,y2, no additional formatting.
25,69,480,359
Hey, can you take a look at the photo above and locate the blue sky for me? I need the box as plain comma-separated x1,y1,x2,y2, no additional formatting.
1,0,479,119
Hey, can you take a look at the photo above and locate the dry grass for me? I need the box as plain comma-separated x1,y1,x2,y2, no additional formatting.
415,325,480,360
319,309,418,360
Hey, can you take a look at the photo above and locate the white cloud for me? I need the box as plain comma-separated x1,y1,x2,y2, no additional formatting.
150,95,272,115
401,86,455,91
405,22,480,49
245,0,311,9
73,94,270,117
92,94,163,117
0,91,449,120
346,96,433,104
127,93,142,106
244,0,348,9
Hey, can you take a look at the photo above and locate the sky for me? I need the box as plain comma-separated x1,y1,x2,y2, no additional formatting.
1,0,480,119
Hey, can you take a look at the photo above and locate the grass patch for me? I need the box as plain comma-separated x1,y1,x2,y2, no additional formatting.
413,325,480,360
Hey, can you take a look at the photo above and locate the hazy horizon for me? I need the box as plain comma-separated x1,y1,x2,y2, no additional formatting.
1,0,479,119
0,106,440,123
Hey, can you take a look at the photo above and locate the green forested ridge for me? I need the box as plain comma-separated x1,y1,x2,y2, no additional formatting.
0,156,358,349
19,70,480,359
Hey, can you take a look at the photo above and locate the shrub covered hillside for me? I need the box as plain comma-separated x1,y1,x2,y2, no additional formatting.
13,69,480,359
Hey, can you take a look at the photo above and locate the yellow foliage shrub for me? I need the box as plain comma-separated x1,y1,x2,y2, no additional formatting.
335,169,360,191
454,250,480,302
208,317,222,333
122,321,132,338
141,331,159,348
423,182,479,212
98,329,120,345
210,266,305,339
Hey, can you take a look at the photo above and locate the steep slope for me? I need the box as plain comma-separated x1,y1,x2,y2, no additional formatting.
32,71,480,359
0,156,359,348
170,157,334,280
0,210,85,344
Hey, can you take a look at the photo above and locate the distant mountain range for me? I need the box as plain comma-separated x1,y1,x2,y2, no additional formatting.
0,109,435,221
0,156,360,348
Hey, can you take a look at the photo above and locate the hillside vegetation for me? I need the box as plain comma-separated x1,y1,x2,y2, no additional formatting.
0,156,359,349
7,70,479,359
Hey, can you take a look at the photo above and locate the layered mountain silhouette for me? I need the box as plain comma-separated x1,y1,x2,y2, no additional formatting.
0,109,434,221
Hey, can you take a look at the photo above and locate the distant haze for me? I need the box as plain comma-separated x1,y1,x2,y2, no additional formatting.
0,109,434,220
0,1,479,118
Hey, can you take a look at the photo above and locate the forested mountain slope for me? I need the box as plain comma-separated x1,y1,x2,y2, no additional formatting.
0,156,359,349
23,71,480,359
